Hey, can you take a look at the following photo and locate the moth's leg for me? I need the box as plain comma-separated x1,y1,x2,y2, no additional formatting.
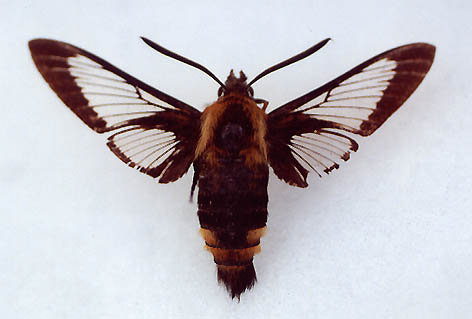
254,98,269,111
190,161,200,202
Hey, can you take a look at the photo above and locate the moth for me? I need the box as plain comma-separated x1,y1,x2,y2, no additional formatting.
29,37,435,299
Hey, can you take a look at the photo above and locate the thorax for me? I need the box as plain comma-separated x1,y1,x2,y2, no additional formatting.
195,94,268,168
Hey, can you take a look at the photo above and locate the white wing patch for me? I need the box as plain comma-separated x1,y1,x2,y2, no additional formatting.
64,55,178,128
289,129,358,177
107,126,178,174
300,58,398,131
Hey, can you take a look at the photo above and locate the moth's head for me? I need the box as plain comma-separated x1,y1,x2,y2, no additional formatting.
218,70,254,97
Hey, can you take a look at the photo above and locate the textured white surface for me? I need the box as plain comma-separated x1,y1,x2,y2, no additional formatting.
2,0,471,318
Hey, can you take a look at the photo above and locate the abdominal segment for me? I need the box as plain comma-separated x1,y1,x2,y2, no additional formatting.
197,158,269,299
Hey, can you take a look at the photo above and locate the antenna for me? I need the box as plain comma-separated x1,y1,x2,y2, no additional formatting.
141,37,226,89
247,38,331,87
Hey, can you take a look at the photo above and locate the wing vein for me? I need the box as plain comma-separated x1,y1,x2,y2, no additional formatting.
299,133,351,148
136,140,178,167
74,80,138,94
328,85,388,97
121,135,175,152
339,75,393,86
101,111,158,119
130,139,177,160
292,136,346,158
89,102,151,108
289,147,322,178
291,141,339,167
326,95,382,102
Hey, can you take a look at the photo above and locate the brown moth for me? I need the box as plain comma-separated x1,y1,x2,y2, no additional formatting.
29,37,435,299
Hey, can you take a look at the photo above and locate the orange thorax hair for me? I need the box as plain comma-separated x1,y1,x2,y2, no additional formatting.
195,94,268,167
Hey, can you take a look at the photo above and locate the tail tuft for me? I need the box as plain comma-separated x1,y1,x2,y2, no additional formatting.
217,263,257,300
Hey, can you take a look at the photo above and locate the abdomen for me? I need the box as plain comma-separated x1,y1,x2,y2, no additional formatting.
197,157,268,299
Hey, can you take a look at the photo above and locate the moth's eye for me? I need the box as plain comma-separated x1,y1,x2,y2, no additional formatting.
218,87,225,97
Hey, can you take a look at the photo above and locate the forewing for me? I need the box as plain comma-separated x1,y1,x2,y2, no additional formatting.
29,39,201,183
267,43,435,187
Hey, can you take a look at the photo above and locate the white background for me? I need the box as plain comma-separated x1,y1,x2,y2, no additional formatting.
2,0,471,318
